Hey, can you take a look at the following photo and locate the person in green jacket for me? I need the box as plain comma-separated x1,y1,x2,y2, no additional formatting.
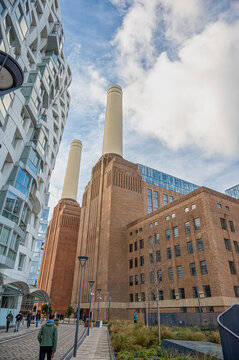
37,314,58,359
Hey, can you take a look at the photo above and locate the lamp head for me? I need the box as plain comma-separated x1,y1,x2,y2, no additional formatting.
89,280,95,288
0,51,23,96
78,256,89,267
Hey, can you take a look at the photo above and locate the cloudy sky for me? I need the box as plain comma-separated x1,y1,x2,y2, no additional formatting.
49,0,239,216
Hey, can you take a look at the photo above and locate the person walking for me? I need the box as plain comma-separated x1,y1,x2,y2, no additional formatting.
133,311,137,324
6,311,13,332
36,312,41,327
14,312,22,332
27,311,32,327
37,313,58,359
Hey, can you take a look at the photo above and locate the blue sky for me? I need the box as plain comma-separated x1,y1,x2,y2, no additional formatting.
49,0,239,215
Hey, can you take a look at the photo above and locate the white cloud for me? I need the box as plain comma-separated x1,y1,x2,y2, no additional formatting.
112,1,239,157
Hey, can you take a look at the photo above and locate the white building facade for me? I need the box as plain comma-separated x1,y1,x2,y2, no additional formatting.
0,0,71,326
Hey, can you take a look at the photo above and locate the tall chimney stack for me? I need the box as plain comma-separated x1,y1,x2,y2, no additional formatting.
61,139,82,201
102,84,123,157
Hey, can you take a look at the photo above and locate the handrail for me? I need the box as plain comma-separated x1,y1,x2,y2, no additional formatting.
61,327,87,360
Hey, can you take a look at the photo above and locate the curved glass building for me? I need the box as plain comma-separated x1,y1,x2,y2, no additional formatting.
0,0,71,325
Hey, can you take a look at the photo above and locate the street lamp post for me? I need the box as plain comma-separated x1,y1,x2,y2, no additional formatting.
87,280,95,336
97,288,101,322
196,273,203,329
73,256,89,358
108,278,111,322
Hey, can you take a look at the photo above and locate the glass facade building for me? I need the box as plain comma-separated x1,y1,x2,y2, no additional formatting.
138,164,199,195
225,185,239,199
0,0,71,326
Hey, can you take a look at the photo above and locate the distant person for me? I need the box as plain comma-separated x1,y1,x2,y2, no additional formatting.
14,312,22,332
27,312,32,327
133,311,137,324
38,313,58,359
36,312,41,327
6,311,13,332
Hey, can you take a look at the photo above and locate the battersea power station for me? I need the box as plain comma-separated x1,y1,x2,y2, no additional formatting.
38,85,239,323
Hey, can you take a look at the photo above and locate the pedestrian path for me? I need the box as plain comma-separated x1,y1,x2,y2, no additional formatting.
0,322,42,342
74,326,112,360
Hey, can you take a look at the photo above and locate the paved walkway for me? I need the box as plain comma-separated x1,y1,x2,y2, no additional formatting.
0,323,85,360
74,326,112,360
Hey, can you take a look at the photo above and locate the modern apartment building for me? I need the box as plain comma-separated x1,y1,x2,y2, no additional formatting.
0,0,71,326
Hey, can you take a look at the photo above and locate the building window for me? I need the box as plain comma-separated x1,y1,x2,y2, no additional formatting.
129,294,133,302
185,221,190,234
181,307,187,313
224,238,231,251
167,247,172,259
154,221,158,226
165,215,170,221
148,236,153,246
229,261,236,275
200,260,208,275
156,250,161,262
141,292,145,301
130,232,133,236
179,288,185,299
147,189,152,213
0,225,11,246
184,207,189,213
2,191,23,224
196,238,204,252
172,213,175,218
225,206,230,211
187,241,194,254
14,168,30,195
18,254,25,271
135,258,138,268
192,204,196,210
165,229,170,240
206,306,214,313
140,239,144,249
149,253,154,264
139,228,142,232
135,275,138,285
135,229,138,234
157,269,162,281
150,271,155,283
220,218,227,230
158,290,163,300
163,194,168,205
234,286,239,297
203,285,211,297
135,293,139,302
151,291,156,301
217,203,222,208
194,218,201,230
129,276,133,286
153,191,159,210
129,244,133,252
129,259,133,269
155,233,160,243
190,263,196,276
149,223,153,228
177,265,183,279
170,289,176,299
173,226,179,238
140,255,144,266
168,267,173,280
175,245,180,257
229,220,235,232
140,273,145,284
193,287,199,298
134,242,137,251
234,241,239,254
169,195,173,203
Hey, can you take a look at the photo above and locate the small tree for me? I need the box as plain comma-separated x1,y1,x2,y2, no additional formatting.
41,303,52,315
66,305,74,323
